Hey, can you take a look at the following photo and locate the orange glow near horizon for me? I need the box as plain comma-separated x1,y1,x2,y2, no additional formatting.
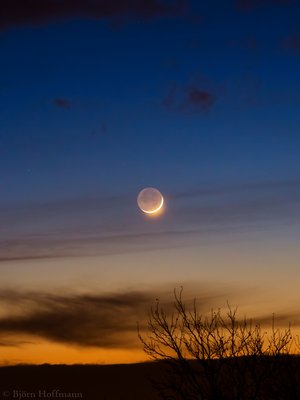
2,335,300,366
1,240,300,365
0,341,147,366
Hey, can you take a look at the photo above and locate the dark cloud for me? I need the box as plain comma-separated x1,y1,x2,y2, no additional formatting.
164,84,215,114
246,312,300,328
53,98,72,109
184,88,215,112
0,339,33,347
280,35,300,53
0,255,61,263
0,0,188,30
0,290,151,348
0,286,234,348
235,0,298,11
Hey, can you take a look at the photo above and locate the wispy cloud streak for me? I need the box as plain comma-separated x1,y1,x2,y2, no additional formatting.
0,179,300,262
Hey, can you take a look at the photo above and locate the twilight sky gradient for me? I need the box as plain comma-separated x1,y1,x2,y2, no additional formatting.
1,0,300,364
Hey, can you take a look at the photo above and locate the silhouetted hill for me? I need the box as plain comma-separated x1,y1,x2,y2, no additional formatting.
1,356,300,399
0,362,160,400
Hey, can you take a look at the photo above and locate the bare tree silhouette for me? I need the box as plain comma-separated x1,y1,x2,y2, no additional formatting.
138,288,296,400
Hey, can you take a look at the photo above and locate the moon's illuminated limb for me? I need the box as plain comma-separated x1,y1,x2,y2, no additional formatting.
140,196,164,214
137,187,164,215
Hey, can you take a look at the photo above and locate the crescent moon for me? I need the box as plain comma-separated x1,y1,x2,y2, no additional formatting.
137,187,164,215
140,196,164,214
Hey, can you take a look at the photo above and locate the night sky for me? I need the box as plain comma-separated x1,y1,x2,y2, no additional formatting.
1,0,300,364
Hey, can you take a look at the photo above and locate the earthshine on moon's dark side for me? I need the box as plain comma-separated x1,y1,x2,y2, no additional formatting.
137,187,164,215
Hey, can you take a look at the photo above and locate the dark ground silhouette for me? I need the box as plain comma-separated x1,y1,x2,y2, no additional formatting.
0,357,300,400
0,362,158,400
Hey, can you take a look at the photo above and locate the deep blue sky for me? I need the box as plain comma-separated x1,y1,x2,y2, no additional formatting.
1,0,300,206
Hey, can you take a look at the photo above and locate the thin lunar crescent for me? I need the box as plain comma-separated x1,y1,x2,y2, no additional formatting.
137,188,164,215
142,196,164,214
